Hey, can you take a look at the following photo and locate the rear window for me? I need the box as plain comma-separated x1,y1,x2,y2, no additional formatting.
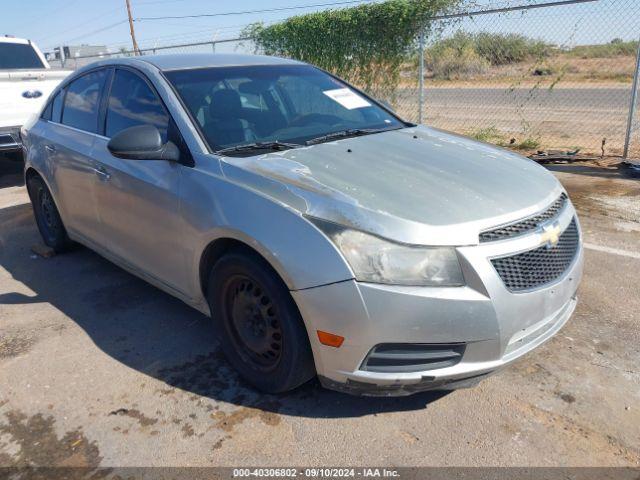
51,91,64,123
62,70,108,133
0,42,45,69
42,91,64,122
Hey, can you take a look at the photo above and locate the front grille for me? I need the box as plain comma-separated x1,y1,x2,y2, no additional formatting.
492,219,579,292
0,134,16,145
361,343,465,373
480,194,567,242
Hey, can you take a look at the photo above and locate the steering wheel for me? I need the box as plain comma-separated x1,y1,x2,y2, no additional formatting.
289,113,342,127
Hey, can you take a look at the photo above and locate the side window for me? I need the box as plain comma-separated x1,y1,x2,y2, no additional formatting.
62,70,108,133
41,97,53,120
105,69,169,142
51,91,64,123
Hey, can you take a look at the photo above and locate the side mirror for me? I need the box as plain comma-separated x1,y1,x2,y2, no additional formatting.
107,124,180,162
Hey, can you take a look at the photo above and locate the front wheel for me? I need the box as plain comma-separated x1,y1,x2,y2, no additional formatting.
207,250,316,393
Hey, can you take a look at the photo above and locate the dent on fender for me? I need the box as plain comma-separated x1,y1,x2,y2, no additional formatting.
178,162,354,292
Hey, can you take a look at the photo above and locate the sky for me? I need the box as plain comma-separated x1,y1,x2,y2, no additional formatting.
1,0,637,55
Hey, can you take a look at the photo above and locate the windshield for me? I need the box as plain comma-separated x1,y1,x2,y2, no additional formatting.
165,64,404,152
0,42,45,69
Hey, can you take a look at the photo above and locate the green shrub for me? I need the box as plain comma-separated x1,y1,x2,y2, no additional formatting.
427,44,489,79
426,31,552,69
469,126,502,143
473,32,551,65
514,137,540,150
568,39,638,58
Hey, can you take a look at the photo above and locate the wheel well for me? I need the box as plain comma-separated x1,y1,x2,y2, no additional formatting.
199,238,283,298
24,168,41,200
25,167,39,182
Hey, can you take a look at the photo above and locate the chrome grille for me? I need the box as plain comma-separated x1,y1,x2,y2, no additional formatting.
480,194,567,242
491,219,579,292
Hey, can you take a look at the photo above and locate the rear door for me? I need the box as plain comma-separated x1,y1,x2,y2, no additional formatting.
91,67,188,293
46,68,109,242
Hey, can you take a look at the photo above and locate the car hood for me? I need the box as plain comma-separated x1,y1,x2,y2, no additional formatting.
221,125,563,246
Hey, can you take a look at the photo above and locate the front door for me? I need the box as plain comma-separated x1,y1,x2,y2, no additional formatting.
91,67,189,294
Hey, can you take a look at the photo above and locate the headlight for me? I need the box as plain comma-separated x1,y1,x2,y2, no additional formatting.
310,218,465,286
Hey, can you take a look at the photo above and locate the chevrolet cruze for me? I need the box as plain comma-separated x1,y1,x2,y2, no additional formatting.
22,54,583,395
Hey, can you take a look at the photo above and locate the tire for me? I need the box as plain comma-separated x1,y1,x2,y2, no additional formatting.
27,175,73,252
207,250,316,393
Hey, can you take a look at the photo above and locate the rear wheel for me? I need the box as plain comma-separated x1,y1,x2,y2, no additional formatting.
207,250,315,393
27,175,73,252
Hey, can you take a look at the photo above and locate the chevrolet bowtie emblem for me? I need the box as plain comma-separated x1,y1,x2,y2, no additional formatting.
540,222,561,248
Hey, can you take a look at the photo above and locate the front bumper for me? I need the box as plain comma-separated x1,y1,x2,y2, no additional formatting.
0,126,22,152
292,203,583,396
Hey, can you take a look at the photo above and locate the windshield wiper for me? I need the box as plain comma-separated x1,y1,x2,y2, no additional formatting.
305,128,390,146
215,141,301,156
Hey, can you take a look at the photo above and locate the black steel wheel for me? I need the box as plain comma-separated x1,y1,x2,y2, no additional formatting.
224,274,283,371
27,174,73,252
208,249,315,393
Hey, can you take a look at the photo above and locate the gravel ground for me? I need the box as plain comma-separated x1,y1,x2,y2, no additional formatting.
0,156,638,468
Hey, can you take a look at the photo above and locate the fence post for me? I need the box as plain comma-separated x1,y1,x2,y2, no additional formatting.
418,30,425,124
623,36,640,159
59,45,66,69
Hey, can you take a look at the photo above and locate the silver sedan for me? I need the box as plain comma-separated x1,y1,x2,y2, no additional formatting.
21,54,583,395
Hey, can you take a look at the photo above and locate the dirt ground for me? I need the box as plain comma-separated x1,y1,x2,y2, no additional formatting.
0,156,639,468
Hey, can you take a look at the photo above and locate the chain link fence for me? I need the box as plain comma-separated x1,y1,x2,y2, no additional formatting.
47,37,254,70
48,0,640,159
416,0,640,158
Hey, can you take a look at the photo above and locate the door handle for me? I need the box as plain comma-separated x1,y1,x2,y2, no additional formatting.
94,166,111,181
44,144,56,153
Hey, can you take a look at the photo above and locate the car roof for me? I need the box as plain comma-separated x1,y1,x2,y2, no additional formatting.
0,36,30,45
131,53,305,71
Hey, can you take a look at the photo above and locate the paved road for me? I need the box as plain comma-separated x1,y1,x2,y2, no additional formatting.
422,87,631,111
394,86,638,154
0,158,639,467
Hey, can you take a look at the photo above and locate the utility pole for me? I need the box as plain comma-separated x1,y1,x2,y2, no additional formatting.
418,30,425,124
125,0,140,56
58,44,66,68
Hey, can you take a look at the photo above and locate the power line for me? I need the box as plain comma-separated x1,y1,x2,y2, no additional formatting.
136,0,192,4
40,0,382,51
430,0,598,20
37,7,125,45
59,20,129,45
28,0,82,24
134,0,378,21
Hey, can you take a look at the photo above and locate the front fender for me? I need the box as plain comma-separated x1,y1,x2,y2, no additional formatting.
180,157,354,301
